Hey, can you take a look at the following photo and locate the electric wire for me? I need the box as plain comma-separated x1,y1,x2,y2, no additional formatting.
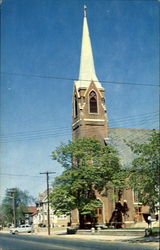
0,123,158,145
0,111,158,138
0,132,158,184
0,123,158,143
0,111,158,141
0,173,45,178
1,71,159,87
0,124,158,143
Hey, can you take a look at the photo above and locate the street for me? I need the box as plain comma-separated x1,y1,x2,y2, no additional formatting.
0,233,157,250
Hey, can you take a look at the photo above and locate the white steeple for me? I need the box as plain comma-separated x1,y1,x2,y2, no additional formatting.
75,6,103,90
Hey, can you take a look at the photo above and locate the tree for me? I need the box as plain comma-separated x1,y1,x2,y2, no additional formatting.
50,137,123,227
0,207,5,226
127,131,160,212
2,188,34,226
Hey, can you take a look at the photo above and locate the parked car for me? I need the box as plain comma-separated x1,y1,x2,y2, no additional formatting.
38,223,46,227
10,224,32,234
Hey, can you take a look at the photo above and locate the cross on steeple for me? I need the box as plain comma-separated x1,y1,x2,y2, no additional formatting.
84,5,87,17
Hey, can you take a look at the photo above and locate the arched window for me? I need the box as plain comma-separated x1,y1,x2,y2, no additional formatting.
89,91,97,113
74,95,78,117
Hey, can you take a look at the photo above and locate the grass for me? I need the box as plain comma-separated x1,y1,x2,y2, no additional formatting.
152,227,160,233
108,228,145,230
106,227,159,232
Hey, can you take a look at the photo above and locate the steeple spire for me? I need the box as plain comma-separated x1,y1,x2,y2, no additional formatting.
76,6,102,89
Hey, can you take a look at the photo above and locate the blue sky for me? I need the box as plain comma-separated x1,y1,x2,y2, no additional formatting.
0,0,159,203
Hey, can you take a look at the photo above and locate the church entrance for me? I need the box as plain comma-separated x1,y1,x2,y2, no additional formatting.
79,200,104,228
95,207,103,224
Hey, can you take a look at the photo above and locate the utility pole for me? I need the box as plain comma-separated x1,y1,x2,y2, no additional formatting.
40,171,55,235
8,188,16,227
13,191,16,227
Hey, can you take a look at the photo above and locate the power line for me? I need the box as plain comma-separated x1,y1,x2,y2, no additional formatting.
0,173,46,178
109,113,159,125
108,111,159,122
0,109,159,143
0,130,71,143
1,71,159,87
0,126,71,138
0,123,158,144
0,126,156,144
0,112,158,140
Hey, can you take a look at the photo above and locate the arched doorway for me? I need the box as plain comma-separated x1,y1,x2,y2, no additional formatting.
95,199,103,224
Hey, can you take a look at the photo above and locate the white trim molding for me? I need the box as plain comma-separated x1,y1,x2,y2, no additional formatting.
72,119,82,127
84,119,105,122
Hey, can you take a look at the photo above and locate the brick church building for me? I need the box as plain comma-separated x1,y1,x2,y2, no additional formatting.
71,6,150,227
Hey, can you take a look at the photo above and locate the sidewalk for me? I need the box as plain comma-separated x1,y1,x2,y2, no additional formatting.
32,230,160,248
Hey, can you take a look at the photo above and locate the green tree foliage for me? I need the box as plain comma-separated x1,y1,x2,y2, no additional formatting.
2,188,34,226
0,207,5,226
127,131,160,212
50,138,123,225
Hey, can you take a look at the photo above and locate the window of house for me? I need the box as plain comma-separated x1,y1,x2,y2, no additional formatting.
89,91,97,113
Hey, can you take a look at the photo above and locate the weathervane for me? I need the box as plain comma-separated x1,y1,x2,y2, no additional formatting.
84,5,87,17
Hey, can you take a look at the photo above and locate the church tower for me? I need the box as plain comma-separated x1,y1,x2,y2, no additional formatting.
72,6,108,144
71,7,137,227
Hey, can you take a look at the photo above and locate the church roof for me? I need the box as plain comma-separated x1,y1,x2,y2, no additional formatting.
75,6,103,90
108,128,154,167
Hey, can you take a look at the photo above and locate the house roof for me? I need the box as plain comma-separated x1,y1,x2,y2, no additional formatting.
23,206,37,215
36,189,52,203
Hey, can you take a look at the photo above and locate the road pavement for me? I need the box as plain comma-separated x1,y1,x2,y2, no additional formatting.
0,232,159,250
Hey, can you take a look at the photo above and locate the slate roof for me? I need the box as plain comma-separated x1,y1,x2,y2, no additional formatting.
108,128,155,167
23,206,37,215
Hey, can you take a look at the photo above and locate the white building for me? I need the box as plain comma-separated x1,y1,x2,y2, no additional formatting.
33,191,70,228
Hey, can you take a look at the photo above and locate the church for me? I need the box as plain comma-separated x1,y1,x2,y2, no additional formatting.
71,6,151,228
